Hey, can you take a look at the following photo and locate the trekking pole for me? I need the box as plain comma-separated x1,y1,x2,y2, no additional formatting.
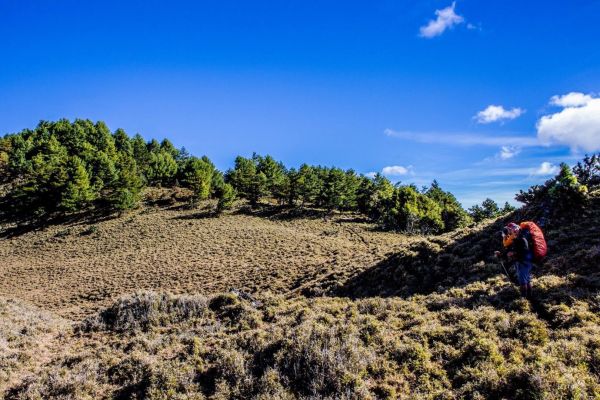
499,261,511,281
495,252,519,292
499,260,523,297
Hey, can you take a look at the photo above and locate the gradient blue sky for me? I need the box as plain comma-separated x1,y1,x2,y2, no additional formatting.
2,0,600,206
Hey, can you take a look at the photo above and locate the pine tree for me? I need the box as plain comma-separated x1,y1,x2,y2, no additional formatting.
90,151,118,193
226,156,267,206
146,150,178,186
500,202,516,214
60,156,95,212
469,198,501,222
286,167,300,206
297,164,320,206
256,154,288,203
573,154,600,187
426,180,471,231
0,137,9,179
29,135,69,213
216,182,236,213
131,134,149,170
7,134,32,176
366,174,394,219
320,168,347,211
182,157,214,202
113,129,133,155
110,153,143,211
341,170,361,210
549,163,588,210
379,185,444,233
53,118,85,155
160,138,180,159
147,138,161,153
210,170,226,197
356,176,376,215
91,121,117,157
481,198,500,217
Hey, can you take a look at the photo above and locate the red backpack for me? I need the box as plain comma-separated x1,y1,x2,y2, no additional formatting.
519,221,547,262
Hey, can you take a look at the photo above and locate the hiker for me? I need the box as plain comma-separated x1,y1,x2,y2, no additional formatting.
495,222,534,299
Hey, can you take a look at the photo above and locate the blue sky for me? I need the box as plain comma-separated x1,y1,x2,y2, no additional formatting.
2,1,599,207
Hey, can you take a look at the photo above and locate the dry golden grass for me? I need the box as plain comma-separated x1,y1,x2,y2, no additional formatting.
0,194,416,319
0,296,68,395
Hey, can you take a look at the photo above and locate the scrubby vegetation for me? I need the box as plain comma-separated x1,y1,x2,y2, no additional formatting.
6,273,600,400
0,297,66,393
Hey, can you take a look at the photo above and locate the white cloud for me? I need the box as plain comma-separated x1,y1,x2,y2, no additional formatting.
537,93,600,152
499,145,521,160
382,165,413,176
364,172,377,178
384,128,539,147
533,162,559,176
419,2,464,38
438,163,563,179
550,92,594,107
475,105,525,124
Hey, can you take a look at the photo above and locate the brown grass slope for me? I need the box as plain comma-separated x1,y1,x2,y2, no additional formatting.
0,189,416,319
1,190,599,399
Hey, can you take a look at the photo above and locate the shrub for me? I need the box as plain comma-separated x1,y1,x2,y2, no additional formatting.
274,322,374,397
82,291,208,332
9,283,600,399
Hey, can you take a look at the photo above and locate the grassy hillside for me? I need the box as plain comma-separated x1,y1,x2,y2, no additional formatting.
0,188,416,318
1,189,599,398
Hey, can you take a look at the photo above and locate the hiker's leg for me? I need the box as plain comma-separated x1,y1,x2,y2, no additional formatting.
520,285,528,297
516,262,529,298
519,261,533,299
526,283,533,299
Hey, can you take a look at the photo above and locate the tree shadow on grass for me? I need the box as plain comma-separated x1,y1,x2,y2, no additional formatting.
235,203,375,225
0,207,117,239
331,217,508,299
235,203,332,221
333,215,372,224
171,209,219,220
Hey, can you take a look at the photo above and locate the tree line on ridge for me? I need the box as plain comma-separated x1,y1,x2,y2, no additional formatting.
2,120,596,233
